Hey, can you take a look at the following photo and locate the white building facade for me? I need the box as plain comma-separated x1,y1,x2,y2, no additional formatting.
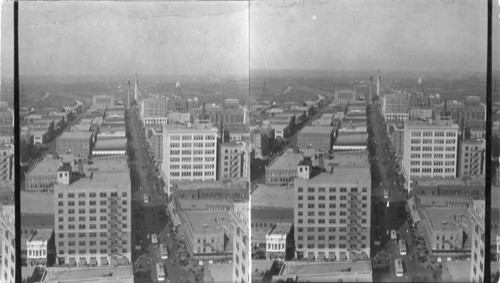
402,118,459,191
161,122,218,195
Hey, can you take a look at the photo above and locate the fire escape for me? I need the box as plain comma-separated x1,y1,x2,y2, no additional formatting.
469,151,480,176
347,191,366,260
108,195,123,260
229,154,240,178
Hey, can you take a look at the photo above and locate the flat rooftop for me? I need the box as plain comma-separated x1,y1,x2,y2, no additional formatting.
413,177,483,187
251,185,294,209
330,150,370,165
21,191,54,214
416,195,473,207
184,210,228,234
270,123,289,130
303,166,371,184
334,133,368,146
56,169,130,191
300,126,333,135
268,222,292,236
422,207,470,231
267,152,302,171
173,180,248,191
84,156,129,174
176,199,233,210
40,265,134,282
59,131,92,140
251,208,294,221
28,229,53,243
26,157,61,177
93,138,127,150
280,260,372,276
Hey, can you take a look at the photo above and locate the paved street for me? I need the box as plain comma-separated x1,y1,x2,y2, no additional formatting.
251,101,328,184
127,107,196,283
368,102,439,282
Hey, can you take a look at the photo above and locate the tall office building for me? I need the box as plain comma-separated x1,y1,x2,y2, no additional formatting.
0,144,14,184
140,96,169,125
381,92,409,121
161,120,218,195
294,151,371,261
231,202,250,283
0,205,15,283
54,156,131,266
402,117,459,191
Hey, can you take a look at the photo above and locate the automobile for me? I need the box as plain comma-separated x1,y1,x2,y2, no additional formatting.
391,230,397,240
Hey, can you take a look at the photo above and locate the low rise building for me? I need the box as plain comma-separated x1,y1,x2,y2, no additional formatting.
56,131,93,158
297,126,334,152
37,265,134,283
92,138,127,156
26,229,54,267
266,223,292,261
265,151,302,185
272,261,372,282
332,132,368,151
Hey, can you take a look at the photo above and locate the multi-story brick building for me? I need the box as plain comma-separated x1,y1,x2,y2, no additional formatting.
334,89,357,103
54,156,131,266
92,94,115,109
0,144,14,184
56,131,93,158
402,117,459,191
297,126,334,152
294,151,371,261
219,141,246,180
140,96,169,125
458,139,485,177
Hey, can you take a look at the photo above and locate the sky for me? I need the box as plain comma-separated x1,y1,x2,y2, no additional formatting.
0,0,494,77
1,1,249,77
250,0,488,72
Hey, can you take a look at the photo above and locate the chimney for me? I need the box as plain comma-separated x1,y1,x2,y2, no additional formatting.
461,114,465,141
220,114,224,143
318,153,324,169
202,102,206,119
369,76,373,104
444,99,448,117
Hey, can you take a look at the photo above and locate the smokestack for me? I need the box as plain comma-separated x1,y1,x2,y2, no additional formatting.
369,76,373,104
127,81,131,108
134,74,138,101
444,99,448,117
377,69,381,96
202,102,206,119
461,113,465,141
220,114,224,143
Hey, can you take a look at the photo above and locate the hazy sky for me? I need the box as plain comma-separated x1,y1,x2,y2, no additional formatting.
0,0,494,77
251,0,488,72
2,1,249,77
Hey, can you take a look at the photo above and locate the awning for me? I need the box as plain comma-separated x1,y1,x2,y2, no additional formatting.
173,214,181,227
69,257,76,266
101,257,108,266
328,252,337,261
307,252,315,260
407,198,421,224
90,257,97,266
79,258,86,266
318,252,326,260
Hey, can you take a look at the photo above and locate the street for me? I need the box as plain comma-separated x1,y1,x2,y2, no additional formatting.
368,102,439,282
126,107,197,283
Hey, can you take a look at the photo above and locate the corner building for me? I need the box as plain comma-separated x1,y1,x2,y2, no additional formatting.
54,158,131,267
161,120,218,195
402,118,459,191
294,151,371,261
